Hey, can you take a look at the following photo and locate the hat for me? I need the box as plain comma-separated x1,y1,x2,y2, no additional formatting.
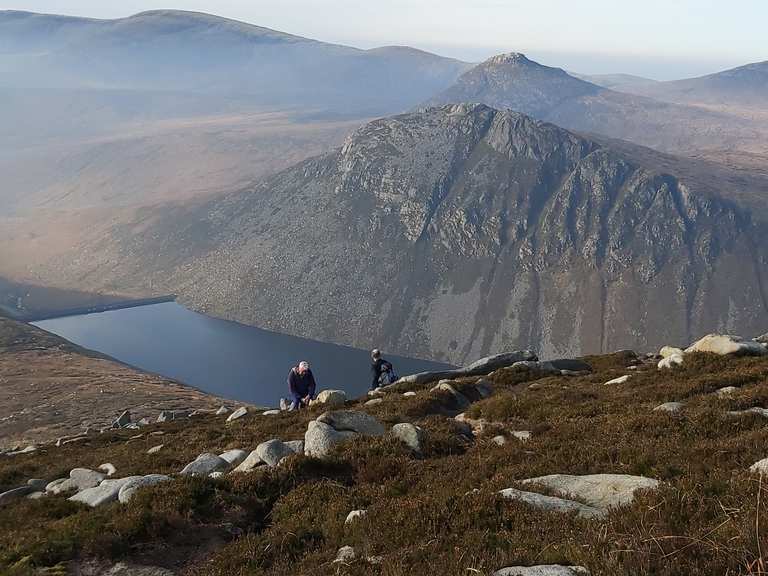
298,361,310,370
371,349,381,358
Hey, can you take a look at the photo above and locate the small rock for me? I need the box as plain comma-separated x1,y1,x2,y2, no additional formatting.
431,381,471,409
232,450,264,473
716,386,738,397
45,478,69,494
215,406,229,416
604,375,630,385
304,420,357,458
0,486,34,506
658,354,684,369
118,474,171,503
147,444,164,454
261,409,281,416
226,407,248,423
179,453,230,476
256,439,296,467
26,491,46,500
728,407,768,418
750,458,768,475
653,402,684,413
364,398,383,406
312,389,347,407
137,417,151,426
455,412,487,435
219,449,248,467
345,509,367,524
511,430,532,441
99,463,117,476
659,346,684,358
66,468,106,490
755,332,768,344
112,410,131,428
334,546,356,563
491,435,506,446
391,423,425,453
686,334,767,357
493,566,590,576
317,410,385,436
403,391,417,397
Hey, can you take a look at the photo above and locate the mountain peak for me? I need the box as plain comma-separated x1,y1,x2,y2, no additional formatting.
485,52,534,66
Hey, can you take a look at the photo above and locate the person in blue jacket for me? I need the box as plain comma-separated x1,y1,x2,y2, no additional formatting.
287,360,316,410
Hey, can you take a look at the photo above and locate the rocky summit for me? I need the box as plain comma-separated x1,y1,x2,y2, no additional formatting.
3,334,768,575
50,104,768,363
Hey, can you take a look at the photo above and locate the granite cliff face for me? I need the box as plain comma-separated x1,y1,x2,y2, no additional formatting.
40,104,768,362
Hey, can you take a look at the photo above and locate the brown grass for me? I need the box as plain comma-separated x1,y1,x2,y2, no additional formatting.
2,352,768,574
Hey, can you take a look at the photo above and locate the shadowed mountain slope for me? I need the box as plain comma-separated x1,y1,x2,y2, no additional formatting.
31,104,768,363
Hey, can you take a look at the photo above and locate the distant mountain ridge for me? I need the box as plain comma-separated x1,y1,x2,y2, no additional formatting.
0,9,471,114
33,104,768,362
425,52,768,158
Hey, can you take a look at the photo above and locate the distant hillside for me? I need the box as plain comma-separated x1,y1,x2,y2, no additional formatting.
0,317,231,447
425,53,768,159
626,60,768,108
28,104,768,362
570,72,658,91
0,10,471,115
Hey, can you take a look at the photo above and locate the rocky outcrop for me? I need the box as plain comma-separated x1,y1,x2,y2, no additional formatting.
395,351,537,386
69,477,142,507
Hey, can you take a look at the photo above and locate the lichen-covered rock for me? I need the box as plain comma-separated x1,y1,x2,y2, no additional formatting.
312,389,347,407
493,566,590,576
118,474,171,503
69,476,142,507
304,421,357,458
179,453,230,476
256,439,296,467
653,402,684,413
658,354,684,369
232,450,264,473
391,423,425,453
219,449,248,467
316,411,385,436
686,334,768,356
659,346,684,358
521,473,659,509
499,487,602,519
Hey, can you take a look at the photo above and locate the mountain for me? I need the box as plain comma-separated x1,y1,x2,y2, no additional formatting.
424,53,768,160
26,104,768,363
0,10,471,115
624,60,768,108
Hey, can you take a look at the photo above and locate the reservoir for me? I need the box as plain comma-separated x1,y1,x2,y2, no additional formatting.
33,301,452,407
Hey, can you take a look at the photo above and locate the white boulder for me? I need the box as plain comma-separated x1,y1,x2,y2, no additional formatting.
118,474,171,503
179,453,230,476
686,334,768,356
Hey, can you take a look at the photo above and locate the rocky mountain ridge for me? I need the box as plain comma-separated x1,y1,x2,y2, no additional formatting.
34,104,768,363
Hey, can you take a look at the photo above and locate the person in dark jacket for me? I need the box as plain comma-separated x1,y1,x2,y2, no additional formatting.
370,349,395,390
288,361,316,410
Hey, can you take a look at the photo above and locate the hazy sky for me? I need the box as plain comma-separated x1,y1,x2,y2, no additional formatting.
4,0,766,79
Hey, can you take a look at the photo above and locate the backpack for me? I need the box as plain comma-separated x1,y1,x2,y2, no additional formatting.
378,362,397,386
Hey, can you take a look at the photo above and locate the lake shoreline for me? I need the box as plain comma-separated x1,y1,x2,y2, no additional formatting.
5,295,177,322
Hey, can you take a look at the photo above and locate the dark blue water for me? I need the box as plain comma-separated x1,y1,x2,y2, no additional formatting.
33,302,451,407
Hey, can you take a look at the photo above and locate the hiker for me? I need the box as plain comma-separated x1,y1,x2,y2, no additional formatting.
287,361,316,410
371,349,397,390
